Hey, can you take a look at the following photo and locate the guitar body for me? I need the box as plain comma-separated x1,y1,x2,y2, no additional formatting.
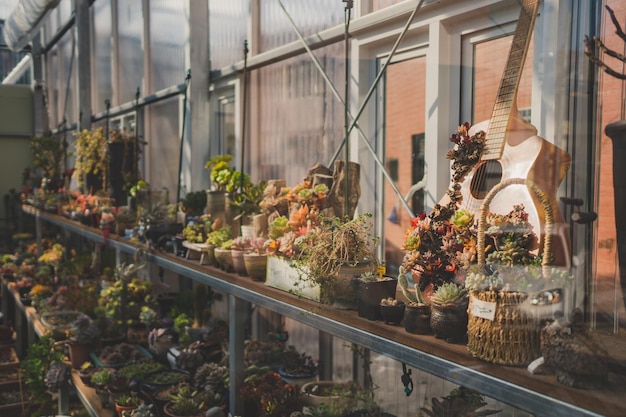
458,120,572,266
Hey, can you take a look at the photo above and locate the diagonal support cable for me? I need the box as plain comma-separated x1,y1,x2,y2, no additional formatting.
278,0,425,217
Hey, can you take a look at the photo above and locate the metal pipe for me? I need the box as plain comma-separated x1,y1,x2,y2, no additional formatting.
1,54,31,84
91,82,187,122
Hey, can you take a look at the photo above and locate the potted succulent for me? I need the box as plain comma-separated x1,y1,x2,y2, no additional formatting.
115,392,143,417
193,362,229,396
122,403,156,417
204,154,234,220
214,239,234,272
278,345,318,387
379,297,406,325
240,366,299,417
429,283,469,343
398,267,431,335
91,368,114,407
67,314,101,369
294,213,379,305
163,383,221,417
243,237,268,281
230,236,251,276
356,269,398,320
78,361,96,386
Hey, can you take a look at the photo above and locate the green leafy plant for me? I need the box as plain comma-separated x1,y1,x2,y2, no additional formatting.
181,191,207,216
205,154,234,192
30,135,67,181
21,335,63,414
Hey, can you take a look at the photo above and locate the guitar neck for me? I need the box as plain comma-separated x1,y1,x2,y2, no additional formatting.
483,0,541,161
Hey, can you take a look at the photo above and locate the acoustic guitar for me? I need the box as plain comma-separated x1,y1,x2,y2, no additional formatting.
457,0,571,266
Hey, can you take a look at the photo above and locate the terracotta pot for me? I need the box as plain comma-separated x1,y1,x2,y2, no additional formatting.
430,300,469,343
214,248,234,272
115,402,139,417
231,249,247,276
67,341,91,370
243,253,267,281
404,304,432,335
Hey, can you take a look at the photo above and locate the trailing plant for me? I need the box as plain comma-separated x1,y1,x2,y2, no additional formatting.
21,335,62,414
293,214,379,302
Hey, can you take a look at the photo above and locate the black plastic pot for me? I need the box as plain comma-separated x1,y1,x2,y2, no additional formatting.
356,278,398,321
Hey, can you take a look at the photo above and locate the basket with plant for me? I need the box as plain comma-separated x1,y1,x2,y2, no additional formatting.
464,179,573,366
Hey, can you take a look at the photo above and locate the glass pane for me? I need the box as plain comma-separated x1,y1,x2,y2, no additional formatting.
149,0,187,91
382,56,426,273
595,2,625,329
253,42,344,182
0,0,18,20
371,0,406,12
58,30,77,125
260,0,344,53
146,97,178,202
93,0,112,113
58,0,73,26
209,0,249,71
473,35,533,122
117,0,144,104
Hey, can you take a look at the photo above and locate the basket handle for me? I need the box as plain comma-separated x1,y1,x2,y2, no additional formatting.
476,178,553,277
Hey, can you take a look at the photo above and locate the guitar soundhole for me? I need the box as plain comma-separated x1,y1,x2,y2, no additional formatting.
470,160,503,200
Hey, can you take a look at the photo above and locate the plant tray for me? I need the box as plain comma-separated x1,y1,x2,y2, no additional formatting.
90,343,152,369
182,241,212,265
265,256,320,302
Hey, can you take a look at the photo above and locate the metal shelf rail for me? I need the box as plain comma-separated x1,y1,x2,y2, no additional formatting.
21,206,611,417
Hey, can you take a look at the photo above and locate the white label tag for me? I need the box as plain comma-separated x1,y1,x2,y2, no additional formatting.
471,297,497,321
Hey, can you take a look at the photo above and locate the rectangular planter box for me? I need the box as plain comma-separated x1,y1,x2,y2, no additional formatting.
265,256,320,302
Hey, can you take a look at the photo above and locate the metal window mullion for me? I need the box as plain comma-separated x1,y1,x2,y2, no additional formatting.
111,0,120,106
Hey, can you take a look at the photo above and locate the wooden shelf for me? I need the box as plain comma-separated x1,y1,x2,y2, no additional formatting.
22,206,626,417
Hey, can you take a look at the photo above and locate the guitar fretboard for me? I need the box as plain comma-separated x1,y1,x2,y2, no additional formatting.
483,0,541,160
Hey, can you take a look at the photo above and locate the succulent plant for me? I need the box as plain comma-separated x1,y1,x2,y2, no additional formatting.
431,283,467,307
398,267,426,305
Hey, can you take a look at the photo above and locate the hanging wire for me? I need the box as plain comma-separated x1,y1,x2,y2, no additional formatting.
240,40,250,230
176,69,192,202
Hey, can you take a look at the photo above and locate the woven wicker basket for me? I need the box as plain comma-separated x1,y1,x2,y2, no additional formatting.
467,178,554,366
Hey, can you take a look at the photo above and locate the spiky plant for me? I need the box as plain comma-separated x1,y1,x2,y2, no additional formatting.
430,283,467,307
